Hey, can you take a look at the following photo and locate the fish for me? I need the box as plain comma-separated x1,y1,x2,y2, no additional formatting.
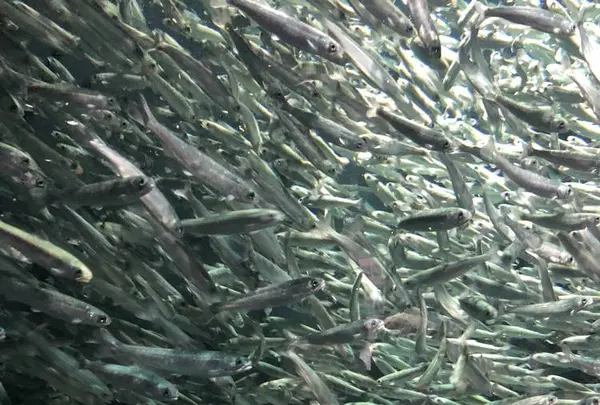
0,0,599,404
208,276,325,314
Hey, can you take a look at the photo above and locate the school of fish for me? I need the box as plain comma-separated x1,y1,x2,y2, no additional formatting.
2,0,600,403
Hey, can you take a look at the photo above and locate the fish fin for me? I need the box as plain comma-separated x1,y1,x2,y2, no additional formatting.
280,329,300,350
457,0,485,30
521,142,533,157
90,328,121,360
126,99,146,127
208,0,230,7
358,342,373,370
76,352,92,369
480,136,496,162
136,94,155,126
94,328,119,346
365,106,379,119
209,0,234,29
486,244,502,264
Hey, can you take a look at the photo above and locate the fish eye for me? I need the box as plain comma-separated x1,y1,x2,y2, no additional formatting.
457,211,464,219
310,279,320,288
592,398,599,405
595,217,600,223
233,104,241,112
183,25,192,34
163,388,172,398
21,157,30,165
103,112,112,120
405,25,414,34
430,44,441,58
235,357,245,366
174,224,184,235
582,298,588,305
557,121,566,130
327,42,339,53
246,191,256,202
107,97,116,105
35,179,45,187
97,315,108,324
442,141,451,151
355,140,365,150
136,178,146,187
565,185,573,195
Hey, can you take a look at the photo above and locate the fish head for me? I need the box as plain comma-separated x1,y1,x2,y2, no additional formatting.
131,175,154,193
154,382,179,402
322,39,347,65
240,188,259,204
232,355,254,373
86,306,111,326
555,184,573,200
577,296,594,310
456,208,473,228
401,24,414,38
550,117,569,134
351,136,368,152
307,276,326,293
559,20,577,36
362,318,385,341
441,139,455,153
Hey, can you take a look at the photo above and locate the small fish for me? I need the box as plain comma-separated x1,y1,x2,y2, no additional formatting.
509,296,593,317
51,175,154,206
406,0,441,57
397,208,472,232
0,219,93,282
95,329,253,378
209,276,325,314
475,2,576,36
218,0,346,64
180,209,285,235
